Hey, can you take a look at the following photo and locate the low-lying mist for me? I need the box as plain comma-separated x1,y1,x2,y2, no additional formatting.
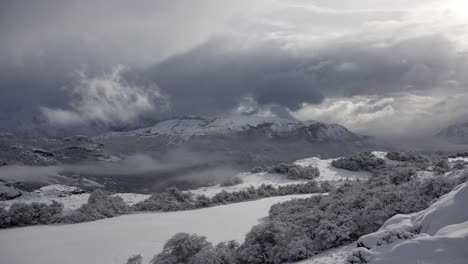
0,151,243,193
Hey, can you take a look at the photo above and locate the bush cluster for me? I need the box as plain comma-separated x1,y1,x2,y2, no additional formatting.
235,169,468,263
0,201,63,228
385,151,428,163
331,152,385,172
150,233,239,264
250,163,320,180
267,163,320,180
135,168,467,264
448,152,468,158
59,189,130,223
134,182,326,212
220,176,243,187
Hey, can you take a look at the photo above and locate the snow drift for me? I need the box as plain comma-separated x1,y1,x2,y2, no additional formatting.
349,181,468,264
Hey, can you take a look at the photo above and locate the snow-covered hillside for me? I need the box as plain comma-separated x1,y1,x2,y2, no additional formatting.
347,181,468,264
190,155,369,197
0,194,317,264
99,116,360,143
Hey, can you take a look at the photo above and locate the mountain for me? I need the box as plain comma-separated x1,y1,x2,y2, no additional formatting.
436,121,468,144
97,116,369,161
100,115,359,142
0,116,372,193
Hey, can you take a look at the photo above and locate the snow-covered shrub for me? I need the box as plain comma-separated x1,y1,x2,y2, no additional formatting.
419,171,468,200
221,176,243,187
135,182,324,213
240,162,467,262
388,167,417,185
125,254,142,264
151,233,212,264
267,163,320,180
346,248,374,264
237,221,309,264
452,160,467,170
250,166,267,173
320,181,336,192
447,151,468,158
188,241,239,264
0,200,63,228
386,151,428,163
331,152,385,172
133,187,195,212
434,158,450,175
60,189,129,223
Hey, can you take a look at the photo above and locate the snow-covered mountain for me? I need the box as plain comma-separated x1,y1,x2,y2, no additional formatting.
100,116,359,143
436,121,468,144
97,116,369,163
0,116,371,194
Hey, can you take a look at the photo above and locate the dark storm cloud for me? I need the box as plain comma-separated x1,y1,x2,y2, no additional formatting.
124,34,464,116
1,0,468,137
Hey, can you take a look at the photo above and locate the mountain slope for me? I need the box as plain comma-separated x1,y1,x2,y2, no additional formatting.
100,116,359,143
436,122,468,144
97,116,369,163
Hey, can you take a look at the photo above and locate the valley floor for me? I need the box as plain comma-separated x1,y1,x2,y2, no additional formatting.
0,194,315,264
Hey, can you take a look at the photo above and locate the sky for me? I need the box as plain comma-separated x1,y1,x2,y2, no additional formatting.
1,0,468,138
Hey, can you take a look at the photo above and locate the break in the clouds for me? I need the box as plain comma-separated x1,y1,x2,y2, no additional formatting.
1,0,468,137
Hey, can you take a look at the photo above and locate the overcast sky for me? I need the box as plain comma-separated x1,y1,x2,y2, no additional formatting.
1,0,468,138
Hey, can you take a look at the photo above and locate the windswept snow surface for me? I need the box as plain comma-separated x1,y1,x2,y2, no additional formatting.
353,181,468,264
0,194,315,264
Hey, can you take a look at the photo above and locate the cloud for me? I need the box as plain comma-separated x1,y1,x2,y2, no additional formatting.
1,0,468,138
292,90,468,138
129,33,466,119
41,65,168,126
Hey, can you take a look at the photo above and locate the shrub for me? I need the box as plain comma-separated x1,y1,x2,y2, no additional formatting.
331,152,385,172
60,189,129,223
386,152,427,163
240,165,468,262
133,187,195,212
135,182,325,213
125,254,142,264
237,221,311,264
151,233,212,264
221,176,243,187
0,201,63,228
388,167,417,185
267,163,320,180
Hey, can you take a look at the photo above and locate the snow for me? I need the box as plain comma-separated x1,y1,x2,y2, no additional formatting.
190,156,369,197
189,172,311,197
449,157,468,163
294,157,370,181
0,194,316,264
353,181,468,264
371,151,402,166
